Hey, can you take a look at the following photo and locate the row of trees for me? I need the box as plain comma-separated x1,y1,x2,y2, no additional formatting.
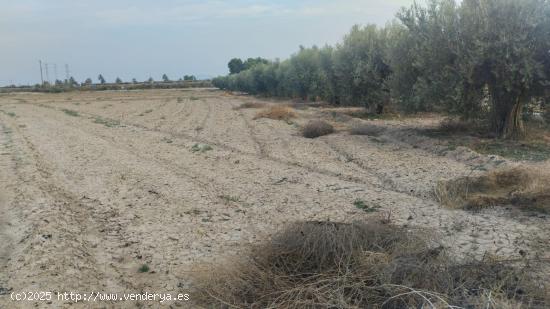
213,0,550,138
83,74,198,85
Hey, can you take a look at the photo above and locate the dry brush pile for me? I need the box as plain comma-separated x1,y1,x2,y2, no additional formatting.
254,105,297,121
302,120,334,138
192,220,547,308
436,166,550,213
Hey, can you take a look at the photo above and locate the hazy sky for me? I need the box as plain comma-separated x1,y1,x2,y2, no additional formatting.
0,0,415,86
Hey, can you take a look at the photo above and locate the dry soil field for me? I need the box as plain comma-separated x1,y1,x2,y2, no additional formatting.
0,88,548,308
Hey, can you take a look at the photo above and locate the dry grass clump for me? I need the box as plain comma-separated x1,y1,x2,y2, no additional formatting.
438,117,470,133
350,123,385,136
435,166,550,212
192,220,546,308
424,117,482,137
233,101,266,110
302,120,334,138
254,105,297,121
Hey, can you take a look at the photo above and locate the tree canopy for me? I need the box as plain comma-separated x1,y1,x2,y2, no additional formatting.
97,74,106,84
213,0,550,138
228,57,269,74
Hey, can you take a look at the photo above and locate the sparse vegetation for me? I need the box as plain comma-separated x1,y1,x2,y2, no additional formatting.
253,105,296,121
7,112,16,118
191,143,213,153
233,102,266,110
350,123,385,136
93,116,120,128
424,119,550,161
138,264,150,273
436,118,473,135
353,199,380,212
219,195,240,203
301,120,334,138
193,220,547,308
436,166,550,212
61,109,79,117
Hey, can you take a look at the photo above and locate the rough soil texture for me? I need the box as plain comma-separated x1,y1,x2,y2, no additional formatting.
0,89,548,308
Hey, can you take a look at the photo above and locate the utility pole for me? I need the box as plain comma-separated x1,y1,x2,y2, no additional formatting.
44,63,50,84
65,64,70,82
39,60,44,85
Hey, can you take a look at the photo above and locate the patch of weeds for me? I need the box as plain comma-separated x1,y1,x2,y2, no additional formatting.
472,140,550,162
161,137,173,144
177,97,184,103
350,124,385,136
219,195,240,203
93,116,120,128
345,109,396,120
191,143,213,153
184,209,206,216
73,102,81,106
61,109,79,117
447,144,457,151
144,109,153,114
353,199,381,212
138,264,150,273
7,112,16,117
233,102,265,110
190,96,200,101
370,137,385,144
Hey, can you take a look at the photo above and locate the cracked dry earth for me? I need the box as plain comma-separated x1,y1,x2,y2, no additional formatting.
0,89,548,308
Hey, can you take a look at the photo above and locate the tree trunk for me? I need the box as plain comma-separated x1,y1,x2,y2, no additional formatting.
489,86,526,139
502,99,525,139
375,103,384,114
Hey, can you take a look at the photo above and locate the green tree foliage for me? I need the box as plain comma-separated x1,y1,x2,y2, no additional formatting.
395,0,550,137
162,74,170,82
214,0,550,137
228,57,269,74
228,58,244,74
84,78,93,85
333,25,391,112
98,74,106,84
115,77,123,84
183,75,197,81
243,57,269,70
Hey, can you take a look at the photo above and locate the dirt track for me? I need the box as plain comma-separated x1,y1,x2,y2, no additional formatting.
0,89,548,308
